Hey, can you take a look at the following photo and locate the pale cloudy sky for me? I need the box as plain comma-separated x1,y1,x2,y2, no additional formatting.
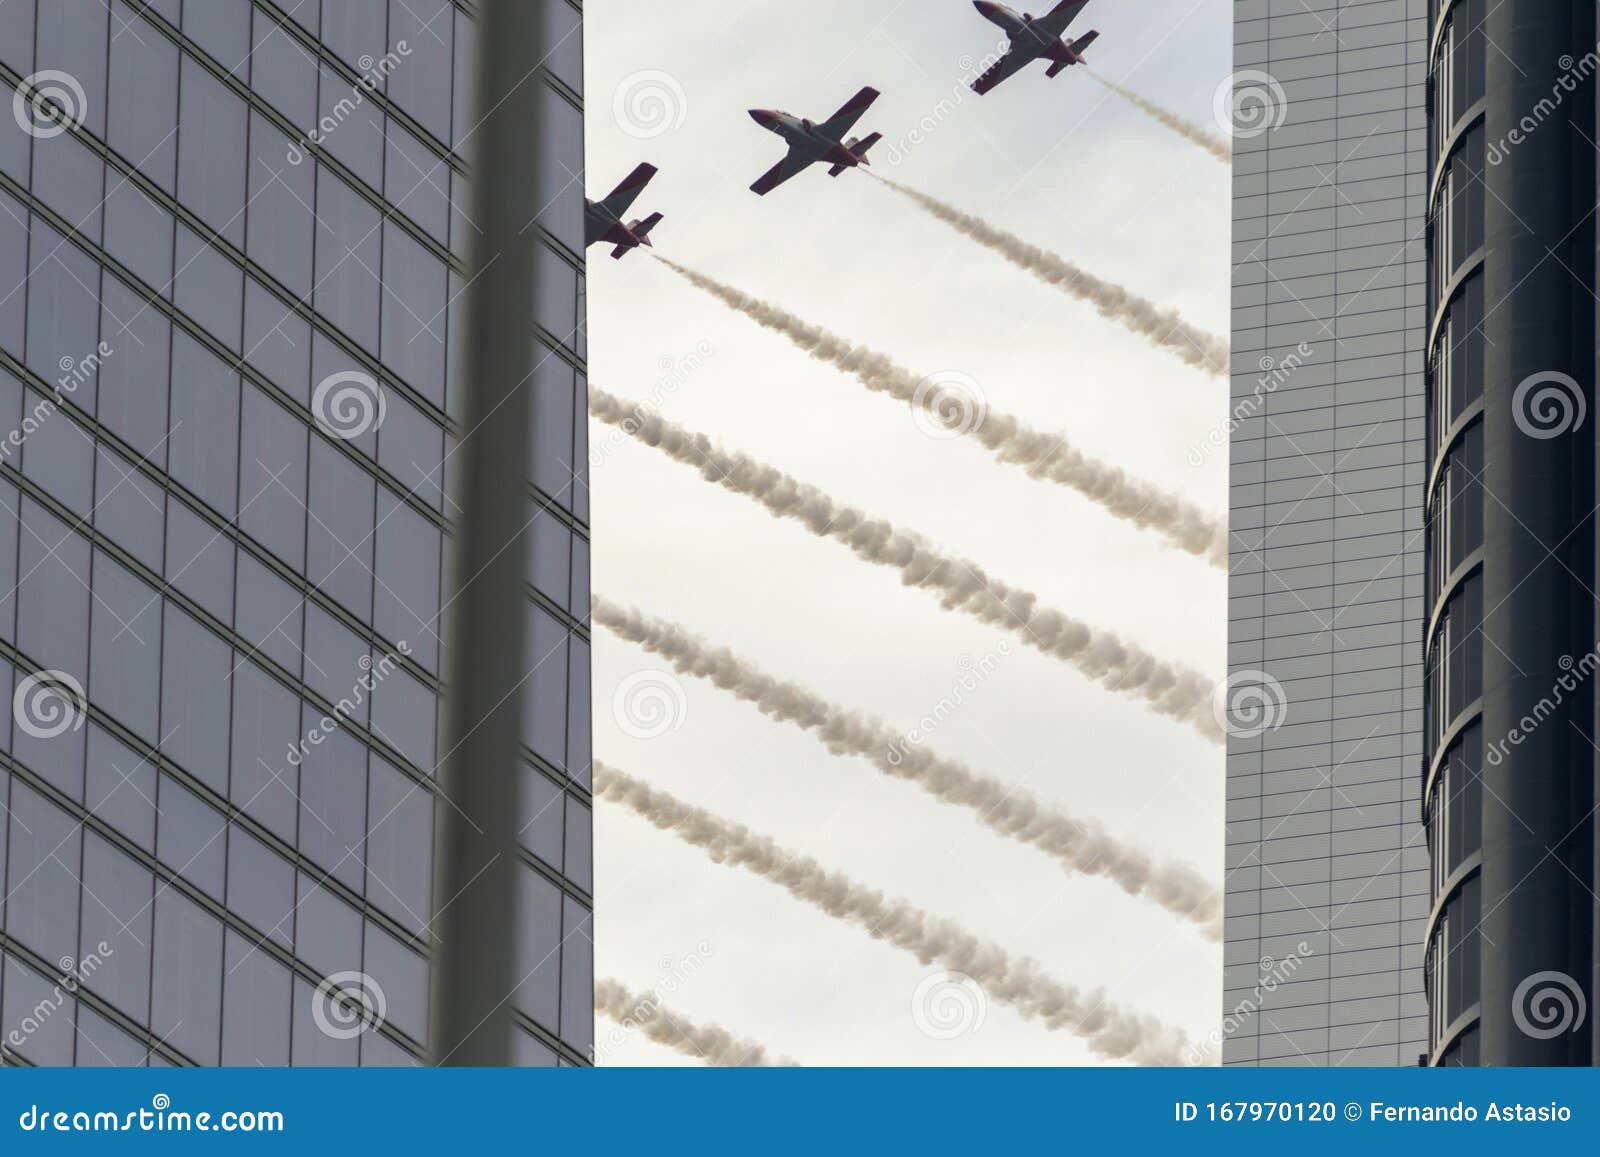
583,0,1233,1065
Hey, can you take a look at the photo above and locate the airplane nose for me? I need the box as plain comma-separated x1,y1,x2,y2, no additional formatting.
974,0,997,12
749,108,777,127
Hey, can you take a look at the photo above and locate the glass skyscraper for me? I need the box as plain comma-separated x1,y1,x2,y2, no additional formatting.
1225,0,1430,1065
0,0,591,1067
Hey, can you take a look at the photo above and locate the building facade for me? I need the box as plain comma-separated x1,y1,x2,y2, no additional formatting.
0,0,591,1067
1225,0,1431,1065
1423,0,1596,1067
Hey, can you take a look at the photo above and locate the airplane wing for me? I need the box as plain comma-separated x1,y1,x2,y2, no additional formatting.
971,48,1031,95
1035,0,1090,38
595,162,657,220
750,147,813,195
817,86,880,140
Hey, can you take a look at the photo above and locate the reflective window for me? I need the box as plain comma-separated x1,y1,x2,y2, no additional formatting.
176,57,248,247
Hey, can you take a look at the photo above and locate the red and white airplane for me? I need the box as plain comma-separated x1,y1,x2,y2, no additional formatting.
747,86,883,196
584,162,664,259
970,0,1099,94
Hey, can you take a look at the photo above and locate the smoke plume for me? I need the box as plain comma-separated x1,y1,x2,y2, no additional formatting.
591,597,1223,936
1085,70,1232,164
651,260,1228,565
595,977,798,1066
857,178,1227,376
595,762,1196,1065
590,388,1224,734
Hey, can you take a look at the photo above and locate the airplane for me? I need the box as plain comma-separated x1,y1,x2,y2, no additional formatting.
584,162,664,259
747,86,883,196
969,1,1099,95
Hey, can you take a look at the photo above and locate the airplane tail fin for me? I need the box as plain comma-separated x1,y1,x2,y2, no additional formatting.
829,132,883,176
631,212,663,243
1047,29,1098,76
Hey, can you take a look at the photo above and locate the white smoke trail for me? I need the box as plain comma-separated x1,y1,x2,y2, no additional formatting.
652,260,1228,565
590,388,1224,735
591,597,1223,936
857,179,1228,376
1085,70,1232,164
594,762,1196,1065
595,977,798,1066
592,380,1223,569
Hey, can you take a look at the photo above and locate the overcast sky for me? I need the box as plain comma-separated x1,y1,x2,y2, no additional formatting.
584,0,1233,1065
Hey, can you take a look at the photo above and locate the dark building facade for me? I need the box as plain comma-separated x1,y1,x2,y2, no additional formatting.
1424,0,1596,1065
0,0,591,1067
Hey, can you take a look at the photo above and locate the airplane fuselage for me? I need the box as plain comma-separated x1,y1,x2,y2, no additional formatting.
748,111,861,168
980,4,1054,58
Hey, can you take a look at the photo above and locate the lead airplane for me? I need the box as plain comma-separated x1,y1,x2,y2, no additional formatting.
584,162,664,259
969,0,1099,94
747,86,883,196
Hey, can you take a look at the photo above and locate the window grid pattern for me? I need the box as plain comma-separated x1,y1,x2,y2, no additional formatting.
0,0,591,1068
1226,0,1430,1066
